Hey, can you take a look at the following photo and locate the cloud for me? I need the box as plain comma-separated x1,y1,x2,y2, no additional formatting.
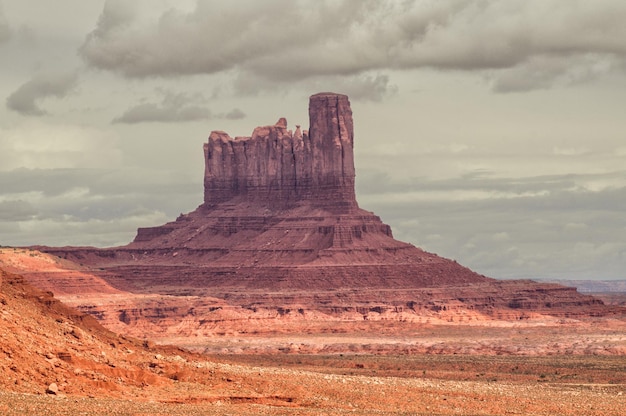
84,0,136,42
0,1,11,44
6,71,78,116
0,165,202,247
113,90,210,124
80,0,369,78
0,122,122,171
315,74,397,102
0,200,37,221
113,89,247,123
233,70,397,101
357,169,626,279
490,55,615,93
2,211,171,248
79,1,626,93
223,108,246,120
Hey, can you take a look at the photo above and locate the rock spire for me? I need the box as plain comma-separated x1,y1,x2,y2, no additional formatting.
203,93,356,211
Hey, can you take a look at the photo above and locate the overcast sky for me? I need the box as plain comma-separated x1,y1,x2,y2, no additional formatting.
1,0,625,281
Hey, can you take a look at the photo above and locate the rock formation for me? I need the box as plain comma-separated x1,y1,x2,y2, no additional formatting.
203,93,356,210
67,92,488,290
34,92,622,344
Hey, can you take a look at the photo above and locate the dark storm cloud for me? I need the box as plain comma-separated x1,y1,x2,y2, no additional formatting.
6,71,78,116
79,0,626,93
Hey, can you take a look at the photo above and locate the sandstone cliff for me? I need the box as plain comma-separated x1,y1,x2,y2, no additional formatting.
203,93,356,210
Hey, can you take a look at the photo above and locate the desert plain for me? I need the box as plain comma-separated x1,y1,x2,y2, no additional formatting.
1,247,625,416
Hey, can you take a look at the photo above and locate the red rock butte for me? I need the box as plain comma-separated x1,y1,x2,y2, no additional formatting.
203,92,356,210
38,93,611,323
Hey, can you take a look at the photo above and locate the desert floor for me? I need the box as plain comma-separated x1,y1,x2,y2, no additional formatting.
0,328,626,416
1,351,625,415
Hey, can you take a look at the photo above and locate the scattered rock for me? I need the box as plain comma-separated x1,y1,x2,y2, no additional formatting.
69,328,83,340
46,383,58,395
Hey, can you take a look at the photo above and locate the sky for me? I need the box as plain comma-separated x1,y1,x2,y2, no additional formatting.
0,0,625,281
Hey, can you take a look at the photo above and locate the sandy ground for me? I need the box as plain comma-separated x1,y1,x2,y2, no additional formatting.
1,353,625,415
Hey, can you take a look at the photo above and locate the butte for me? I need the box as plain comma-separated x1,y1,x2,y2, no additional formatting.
38,93,612,332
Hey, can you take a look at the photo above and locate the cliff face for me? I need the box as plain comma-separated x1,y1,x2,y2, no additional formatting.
203,93,356,210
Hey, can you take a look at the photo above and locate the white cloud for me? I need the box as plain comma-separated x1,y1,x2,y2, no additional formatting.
233,71,397,101
0,163,202,248
615,147,626,156
553,146,591,156
490,54,616,93
8,210,171,248
492,232,510,242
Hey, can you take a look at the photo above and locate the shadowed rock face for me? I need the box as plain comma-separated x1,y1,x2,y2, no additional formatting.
203,93,356,210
